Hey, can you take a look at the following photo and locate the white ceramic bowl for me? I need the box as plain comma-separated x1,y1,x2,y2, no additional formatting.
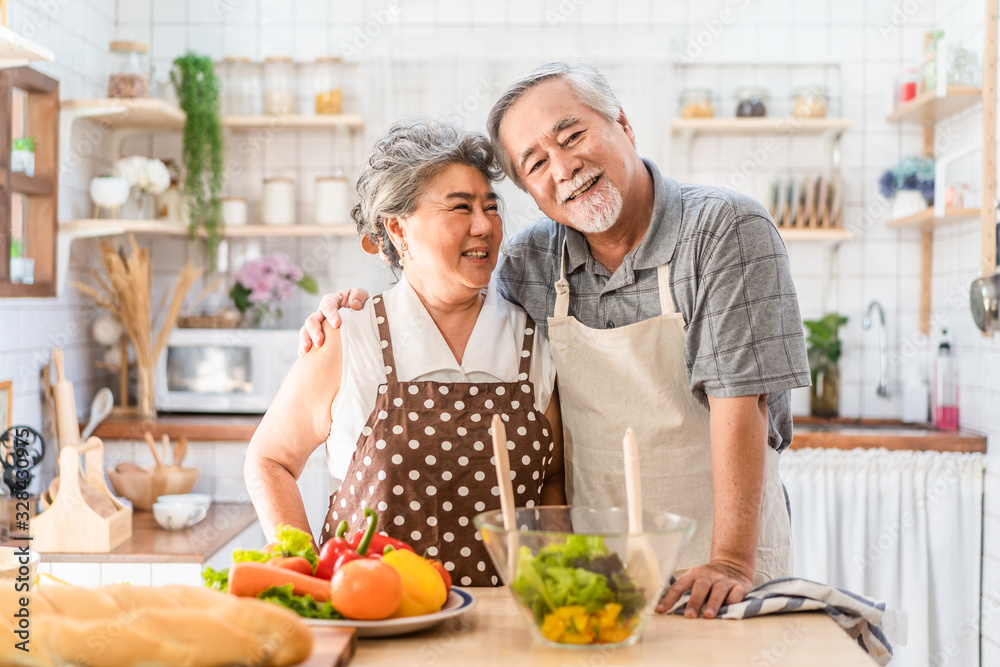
156,493,212,509
0,546,41,584
152,502,208,531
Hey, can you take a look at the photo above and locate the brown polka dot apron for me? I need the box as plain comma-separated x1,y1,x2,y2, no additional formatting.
319,294,555,586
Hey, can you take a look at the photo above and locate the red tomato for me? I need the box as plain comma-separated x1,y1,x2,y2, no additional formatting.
429,559,452,595
330,559,404,620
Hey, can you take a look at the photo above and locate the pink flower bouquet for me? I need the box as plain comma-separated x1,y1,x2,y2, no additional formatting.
230,253,318,327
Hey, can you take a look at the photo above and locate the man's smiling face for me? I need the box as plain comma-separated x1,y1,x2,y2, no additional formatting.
497,78,639,234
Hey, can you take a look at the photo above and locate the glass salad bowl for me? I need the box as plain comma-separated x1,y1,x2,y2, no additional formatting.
474,506,695,649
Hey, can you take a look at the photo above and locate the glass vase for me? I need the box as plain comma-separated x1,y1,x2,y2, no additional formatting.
810,364,840,418
242,304,281,329
123,187,154,220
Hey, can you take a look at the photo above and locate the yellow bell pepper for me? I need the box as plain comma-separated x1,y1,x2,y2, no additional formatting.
382,549,447,617
541,603,635,645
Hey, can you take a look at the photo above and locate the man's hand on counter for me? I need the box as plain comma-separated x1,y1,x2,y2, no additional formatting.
655,559,753,619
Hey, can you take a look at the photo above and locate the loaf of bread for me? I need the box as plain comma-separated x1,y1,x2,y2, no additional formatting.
0,584,314,666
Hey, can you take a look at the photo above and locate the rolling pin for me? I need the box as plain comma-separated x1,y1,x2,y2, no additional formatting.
52,348,81,450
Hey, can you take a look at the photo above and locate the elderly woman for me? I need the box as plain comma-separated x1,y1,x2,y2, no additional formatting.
245,119,564,587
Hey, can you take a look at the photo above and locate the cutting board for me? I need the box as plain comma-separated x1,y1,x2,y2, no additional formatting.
296,627,357,667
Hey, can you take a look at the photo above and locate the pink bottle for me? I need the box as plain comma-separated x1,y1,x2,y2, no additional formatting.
933,330,959,430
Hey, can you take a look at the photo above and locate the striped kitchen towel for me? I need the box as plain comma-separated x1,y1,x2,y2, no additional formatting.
666,577,907,665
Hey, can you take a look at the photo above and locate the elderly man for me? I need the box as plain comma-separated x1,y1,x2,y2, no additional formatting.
299,61,810,619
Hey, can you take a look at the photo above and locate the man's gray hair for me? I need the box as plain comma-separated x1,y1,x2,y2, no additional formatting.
487,61,622,189
352,118,502,271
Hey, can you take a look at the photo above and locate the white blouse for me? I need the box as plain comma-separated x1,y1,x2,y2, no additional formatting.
325,274,556,483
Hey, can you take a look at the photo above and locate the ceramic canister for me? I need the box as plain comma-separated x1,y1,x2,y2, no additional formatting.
262,178,295,225
221,197,248,226
314,176,349,225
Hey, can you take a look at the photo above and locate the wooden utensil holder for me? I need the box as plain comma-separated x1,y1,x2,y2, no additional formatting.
33,437,132,553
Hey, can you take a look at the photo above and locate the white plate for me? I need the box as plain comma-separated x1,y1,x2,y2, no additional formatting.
305,587,476,638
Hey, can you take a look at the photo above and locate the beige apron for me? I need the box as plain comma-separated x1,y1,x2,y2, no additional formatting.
547,244,792,584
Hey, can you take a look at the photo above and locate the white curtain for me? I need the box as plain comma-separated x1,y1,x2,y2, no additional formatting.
780,448,984,667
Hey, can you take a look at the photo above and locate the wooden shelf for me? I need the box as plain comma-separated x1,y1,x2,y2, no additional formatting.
61,98,186,129
61,100,366,132
10,171,54,196
222,114,365,129
61,219,356,238
884,207,980,229
223,223,355,236
0,281,55,298
776,227,853,242
671,117,852,136
0,24,54,68
885,86,982,124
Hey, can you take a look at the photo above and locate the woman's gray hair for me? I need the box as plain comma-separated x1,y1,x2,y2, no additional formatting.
487,61,622,189
352,118,503,271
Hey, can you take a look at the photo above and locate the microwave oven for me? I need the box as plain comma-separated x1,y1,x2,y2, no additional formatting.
155,328,299,413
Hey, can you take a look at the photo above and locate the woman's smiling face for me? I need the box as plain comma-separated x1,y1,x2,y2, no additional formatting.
387,163,503,303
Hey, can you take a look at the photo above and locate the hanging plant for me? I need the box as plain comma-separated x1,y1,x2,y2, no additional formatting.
171,52,224,269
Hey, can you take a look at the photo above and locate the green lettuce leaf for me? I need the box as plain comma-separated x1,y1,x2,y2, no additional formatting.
232,548,274,564
273,524,319,571
202,566,229,592
257,584,342,619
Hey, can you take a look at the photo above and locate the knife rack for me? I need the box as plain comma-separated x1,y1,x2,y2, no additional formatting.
32,436,132,552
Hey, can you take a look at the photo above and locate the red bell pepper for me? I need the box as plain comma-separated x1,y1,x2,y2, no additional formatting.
350,524,416,555
334,508,380,571
315,520,351,580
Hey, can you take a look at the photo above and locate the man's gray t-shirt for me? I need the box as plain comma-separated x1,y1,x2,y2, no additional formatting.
496,158,811,452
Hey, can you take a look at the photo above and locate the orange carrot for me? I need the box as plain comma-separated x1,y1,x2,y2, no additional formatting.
229,561,331,602
268,556,315,576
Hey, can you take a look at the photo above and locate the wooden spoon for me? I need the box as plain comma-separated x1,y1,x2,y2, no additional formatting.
143,432,165,468
490,414,518,581
623,428,662,598
161,434,172,468
173,436,188,467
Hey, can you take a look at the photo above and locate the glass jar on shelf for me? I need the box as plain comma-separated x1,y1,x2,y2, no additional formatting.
792,86,828,119
679,88,714,119
264,56,296,116
108,40,150,98
220,56,262,115
734,87,769,117
947,47,980,87
310,56,344,115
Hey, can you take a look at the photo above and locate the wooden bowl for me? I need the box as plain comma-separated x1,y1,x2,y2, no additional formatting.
107,465,200,511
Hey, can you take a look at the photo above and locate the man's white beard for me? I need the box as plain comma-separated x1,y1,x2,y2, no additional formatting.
565,179,624,234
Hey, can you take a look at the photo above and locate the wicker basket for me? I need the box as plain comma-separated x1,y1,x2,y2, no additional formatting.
177,311,242,329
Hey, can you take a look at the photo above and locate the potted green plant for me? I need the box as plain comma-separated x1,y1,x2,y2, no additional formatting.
171,52,223,268
803,313,848,417
9,239,33,285
11,136,36,177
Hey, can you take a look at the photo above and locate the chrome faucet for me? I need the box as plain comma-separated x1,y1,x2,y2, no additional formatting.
862,300,890,398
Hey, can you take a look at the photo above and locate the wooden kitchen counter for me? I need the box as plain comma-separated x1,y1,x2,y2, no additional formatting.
790,417,986,453
84,413,262,442
348,588,875,666
36,503,258,563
